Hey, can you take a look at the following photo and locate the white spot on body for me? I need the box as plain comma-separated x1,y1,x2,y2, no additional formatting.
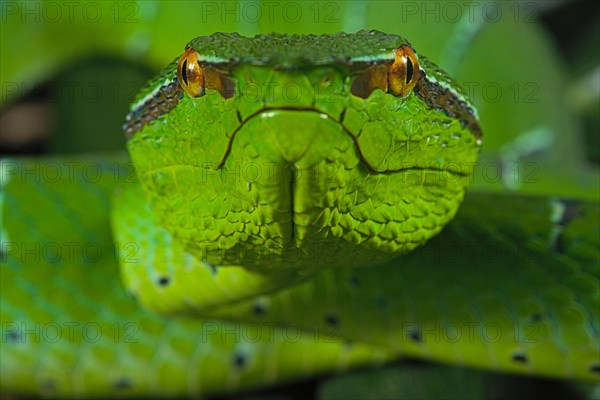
0,159,14,246
550,198,566,225
261,111,277,119
548,198,566,249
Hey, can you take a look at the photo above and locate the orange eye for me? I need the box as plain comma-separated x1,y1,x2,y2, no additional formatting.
177,47,205,97
388,45,420,97
350,45,420,99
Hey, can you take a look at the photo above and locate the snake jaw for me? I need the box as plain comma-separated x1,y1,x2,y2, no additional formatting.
134,106,473,271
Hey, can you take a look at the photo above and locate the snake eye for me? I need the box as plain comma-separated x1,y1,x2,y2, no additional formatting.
177,47,205,97
350,45,420,99
177,47,235,99
388,45,420,97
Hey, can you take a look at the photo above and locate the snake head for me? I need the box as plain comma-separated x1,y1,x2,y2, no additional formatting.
122,31,482,271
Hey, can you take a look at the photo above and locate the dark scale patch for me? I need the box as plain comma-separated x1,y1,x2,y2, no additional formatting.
529,313,543,323
207,263,218,275
408,329,422,343
233,353,247,369
5,330,21,342
590,364,600,374
125,289,138,300
157,276,170,286
414,70,482,142
512,353,528,363
339,108,347,123
376,295,389,310
325,314,339,326
123,77,183,138
252,302,266,316
113,377,132,390
347,274,359,287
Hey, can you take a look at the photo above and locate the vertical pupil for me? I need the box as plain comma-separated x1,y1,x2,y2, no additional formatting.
405,58,413,84
181,59,189,85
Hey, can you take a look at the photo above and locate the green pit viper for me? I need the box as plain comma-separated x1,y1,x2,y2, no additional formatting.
1,30,599,398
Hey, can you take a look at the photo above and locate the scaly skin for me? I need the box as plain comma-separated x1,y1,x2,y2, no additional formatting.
0,156,391,397
2,157,598,397
1,32,598,397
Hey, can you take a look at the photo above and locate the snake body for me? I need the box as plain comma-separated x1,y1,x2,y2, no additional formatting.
1,32,599,398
